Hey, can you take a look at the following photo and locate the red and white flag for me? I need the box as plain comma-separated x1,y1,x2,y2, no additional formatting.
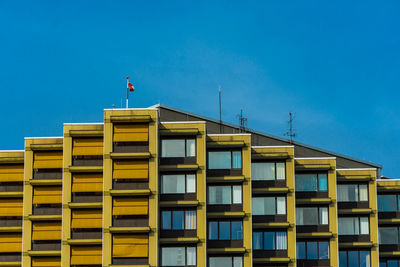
126,77,135,91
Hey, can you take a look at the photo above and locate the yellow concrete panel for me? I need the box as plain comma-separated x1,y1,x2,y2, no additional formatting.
0,199,22,216
0,233,22,252
33,152,63,169
71,209,102,229
70,246,102,265
113,124,149,142
113,197,148,216
0,164,24,182
72,173,103,192
72,138,103,156
31,257,61,267
33,186,62,204
32,222,61,240
112,234,149,258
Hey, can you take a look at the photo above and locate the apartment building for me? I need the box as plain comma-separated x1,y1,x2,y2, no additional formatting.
0,104,395,267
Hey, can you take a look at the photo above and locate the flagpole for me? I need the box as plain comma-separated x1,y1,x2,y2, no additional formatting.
126,77,129,109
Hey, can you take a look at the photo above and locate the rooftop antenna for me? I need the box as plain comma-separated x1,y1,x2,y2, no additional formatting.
237,109,247,133
284,112,296,144
219,86,223,133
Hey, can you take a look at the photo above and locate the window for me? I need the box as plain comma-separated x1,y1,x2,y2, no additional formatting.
162,210,196,230
338,184,368,202
379,227,400,244
161,174,196,194
338,217,369,235
339,250,370,267
295,173,327,192
161,139,196,158
380,260,400,267
209,257,242,267
296,241,329,259
208,185,242,205
161,247,196,266
252,162,285,181
252,197,286,215
378,195,399,212
296,207,328,225
253,231,287,250
208,151,241,169
208,221,242,240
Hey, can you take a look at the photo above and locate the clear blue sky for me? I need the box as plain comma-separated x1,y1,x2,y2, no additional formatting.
0,1,399,177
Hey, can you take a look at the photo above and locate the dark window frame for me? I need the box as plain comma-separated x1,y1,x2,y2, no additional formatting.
295,172,328,192
161,138,197,158
296,241,330,260
160,246,197,267
161,173,197,194
337,183,369,203
207,149,242,170
251,161,286,181
161,209,197,230
253,231,287,250
339,250,371,267
207,185,242,205
208,220,243,241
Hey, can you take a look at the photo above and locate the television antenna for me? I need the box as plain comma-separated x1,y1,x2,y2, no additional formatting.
284,112,296,144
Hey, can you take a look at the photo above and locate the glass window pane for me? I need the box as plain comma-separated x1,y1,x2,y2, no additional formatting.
276,197,286,215
208,151,231,169
252,163,274,181
339,251,347,267
295,174,317,191
276,232,287,250
252,197,275,215
186,139,196,157
172,211,184,230
232,186,242,204
359,184,368,201
339,217,355,235
276,162,285,180
296,242,306,259
162,211,171,230
186,247,196,265
233,257,243,267
318,174,328,191
264,232,275,250
219,221,230,240
253,232,263,250
162,175,185,194
379,227,398,244
185,210,196,230
320,207,329,225
162,247,185,266
209,222,218,240
387,261,397,267
348,251,359,267
208,186,231,205
232,151,242,169
186,174,196,193
231,222,242,240
162,140,185,158
307,242,318,259
318,242,329,259
378,195,397,212
360,217,369,235
360,251,370,267
209,257,231,267
379,262,387,267
297,208,318,225
338,184,358,202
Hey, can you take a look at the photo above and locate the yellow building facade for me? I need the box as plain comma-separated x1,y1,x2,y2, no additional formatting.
0,104,394,267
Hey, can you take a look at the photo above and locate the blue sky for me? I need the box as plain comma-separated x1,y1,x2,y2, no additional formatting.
0,1,399,177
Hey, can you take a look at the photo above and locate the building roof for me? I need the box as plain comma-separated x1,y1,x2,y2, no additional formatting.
151,103,382,170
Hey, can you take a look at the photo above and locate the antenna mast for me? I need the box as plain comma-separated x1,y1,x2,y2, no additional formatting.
219,86,223,133
284,112,296,144
237,109,248,133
